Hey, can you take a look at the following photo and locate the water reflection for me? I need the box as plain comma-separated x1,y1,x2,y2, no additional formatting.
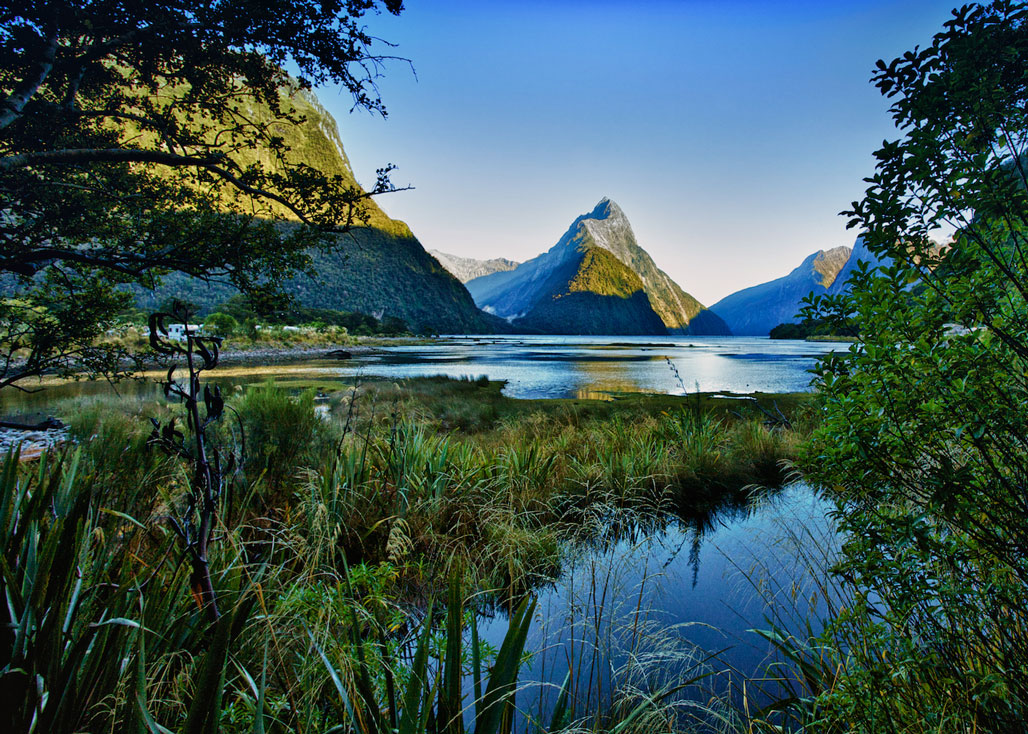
478,485,835,727
558,483,780,594
343,335,845,398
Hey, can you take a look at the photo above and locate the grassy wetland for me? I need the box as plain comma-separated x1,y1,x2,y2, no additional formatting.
0,369,816,734
7,2,1027,731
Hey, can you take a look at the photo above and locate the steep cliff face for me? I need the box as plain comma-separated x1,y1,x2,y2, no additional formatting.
514,246,668,335
708,243,857,336
137,87,498,334
466,198,728,335
428,251,519,283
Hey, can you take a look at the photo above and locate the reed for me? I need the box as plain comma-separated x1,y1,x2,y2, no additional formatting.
0,375,815,733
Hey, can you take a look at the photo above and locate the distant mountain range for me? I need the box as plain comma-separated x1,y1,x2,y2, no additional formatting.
111,84,903,339
708,238,887,335
429,251,519,283
464,198,729,335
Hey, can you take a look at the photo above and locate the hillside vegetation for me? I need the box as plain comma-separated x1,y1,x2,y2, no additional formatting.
136,87,498,334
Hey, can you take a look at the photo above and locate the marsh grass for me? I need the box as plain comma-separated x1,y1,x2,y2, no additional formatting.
0,376,815,733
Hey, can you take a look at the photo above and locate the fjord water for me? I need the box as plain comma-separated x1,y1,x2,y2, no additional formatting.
1,335,848,412
340,335,847,398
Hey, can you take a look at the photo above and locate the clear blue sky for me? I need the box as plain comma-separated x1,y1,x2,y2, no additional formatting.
318,0,957,306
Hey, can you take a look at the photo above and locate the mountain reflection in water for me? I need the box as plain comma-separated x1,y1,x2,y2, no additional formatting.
348,335,846,398
477,483,835,728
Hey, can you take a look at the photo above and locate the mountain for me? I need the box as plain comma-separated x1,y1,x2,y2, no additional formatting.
466,198,729,335
826,236,888,295
708,243,857,336
429,251,519,283
515,246,667,335
135,87,499,334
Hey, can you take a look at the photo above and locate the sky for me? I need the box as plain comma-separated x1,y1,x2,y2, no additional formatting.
317,0,958,306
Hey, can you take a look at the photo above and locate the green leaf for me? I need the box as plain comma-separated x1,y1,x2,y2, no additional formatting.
474,596,536,734
180,611,235,734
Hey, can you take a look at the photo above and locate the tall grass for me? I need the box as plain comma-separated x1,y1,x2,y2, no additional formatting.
0,376,815,733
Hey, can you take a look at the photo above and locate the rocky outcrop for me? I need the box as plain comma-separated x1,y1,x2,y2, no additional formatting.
429,250,519,283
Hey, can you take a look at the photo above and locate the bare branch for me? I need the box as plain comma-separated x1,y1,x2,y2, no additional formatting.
0,29,57,131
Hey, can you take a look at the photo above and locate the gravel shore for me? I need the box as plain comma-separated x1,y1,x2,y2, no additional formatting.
0,426,71,461
216,343,379,366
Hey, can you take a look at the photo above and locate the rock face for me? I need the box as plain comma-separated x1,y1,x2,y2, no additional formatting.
428,251,519,283
826,236,888,294
466,198,728,335
136,88,500,334
708,241,864,336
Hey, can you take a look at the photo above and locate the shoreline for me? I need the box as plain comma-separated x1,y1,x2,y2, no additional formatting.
4,337,431,388
210,334,440,366
216,342,379,367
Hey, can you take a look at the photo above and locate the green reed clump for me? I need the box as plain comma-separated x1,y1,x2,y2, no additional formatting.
0,447,255,734
285,382,810,601
232,381,336,494
0,442,536,734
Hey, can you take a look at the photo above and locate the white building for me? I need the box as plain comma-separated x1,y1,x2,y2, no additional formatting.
165,323,205,341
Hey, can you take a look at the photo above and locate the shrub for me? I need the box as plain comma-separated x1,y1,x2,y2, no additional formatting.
203,311,239,336
802,4,1028,728
233,381,329,493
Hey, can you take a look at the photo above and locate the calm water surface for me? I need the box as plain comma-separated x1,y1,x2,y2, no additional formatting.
480,484,837,724
344,334,847,398
2,335,846,413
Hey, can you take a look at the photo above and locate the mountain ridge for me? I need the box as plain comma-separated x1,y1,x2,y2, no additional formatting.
428,251,520,283
709,240,870,336
466,198,729,335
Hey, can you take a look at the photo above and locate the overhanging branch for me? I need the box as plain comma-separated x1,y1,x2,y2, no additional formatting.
0,30,58,131
0,147,224,171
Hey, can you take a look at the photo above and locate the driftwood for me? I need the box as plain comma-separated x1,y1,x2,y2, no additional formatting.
325,349,353,360
0,417,65,431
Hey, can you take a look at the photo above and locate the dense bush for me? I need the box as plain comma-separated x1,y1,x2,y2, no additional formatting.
203,311,239,336
233,382,331,493
801,3,1028,729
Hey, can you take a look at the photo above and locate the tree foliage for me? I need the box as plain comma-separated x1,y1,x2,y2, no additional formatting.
801,1,1028,728
0,0,405,389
